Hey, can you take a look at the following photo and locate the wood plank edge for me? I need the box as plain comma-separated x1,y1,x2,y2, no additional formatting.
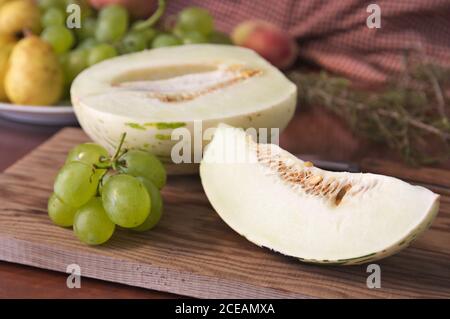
0,235,308,299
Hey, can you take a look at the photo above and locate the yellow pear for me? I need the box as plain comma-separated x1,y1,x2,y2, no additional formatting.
0,0,41,36
5,36,64,105
0,33,16,101
0,0,12,8
0,32,16,46
0,43,15,102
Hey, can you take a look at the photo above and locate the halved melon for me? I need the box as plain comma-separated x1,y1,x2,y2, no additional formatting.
200,125,440,265
71,45,297,173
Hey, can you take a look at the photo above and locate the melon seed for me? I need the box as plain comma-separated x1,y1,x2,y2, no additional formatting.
308,175,323,185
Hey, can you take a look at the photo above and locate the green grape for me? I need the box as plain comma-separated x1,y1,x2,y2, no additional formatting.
73,197,115,245
75,17,97,41
59,53,71,98
54,162,104,207
48,192,77,227
142,28,158,44
88,44,117,66
59,53,69,68
131,21,157,45
42,8,65,28
65,143,109,166
98,170,115,195
151,34,182,48
41,25,75,54
133,177,163,232
61,49,89,84
77,37,98,50
177,7,214,36
95,5,129,42
95,18,128,43
119,31,148,54
208,31,232,44
65,0,93,19
182,30,208,44
66,49,89,80
38,0,65,11
172,25,184,38
118,150,166,189
101,174,150,228
98,4,128,20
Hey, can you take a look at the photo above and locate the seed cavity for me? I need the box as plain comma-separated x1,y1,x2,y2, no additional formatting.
334,184,352,206
252,143,374,205
116,65,262,103
307,175,323,186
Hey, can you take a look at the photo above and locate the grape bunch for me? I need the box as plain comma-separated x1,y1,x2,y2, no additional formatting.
36,0,231,99
152,6,231,48
48,133,166,245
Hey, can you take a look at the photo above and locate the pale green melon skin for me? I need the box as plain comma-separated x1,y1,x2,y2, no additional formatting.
72,92,296,174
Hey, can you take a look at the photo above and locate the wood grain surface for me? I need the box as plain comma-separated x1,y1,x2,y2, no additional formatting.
0,127,449,298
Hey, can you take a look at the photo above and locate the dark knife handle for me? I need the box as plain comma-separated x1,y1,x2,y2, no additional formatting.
295,154,360,173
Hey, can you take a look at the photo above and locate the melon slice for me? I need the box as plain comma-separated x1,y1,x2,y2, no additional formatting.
71,45,297,173
200,125,440,265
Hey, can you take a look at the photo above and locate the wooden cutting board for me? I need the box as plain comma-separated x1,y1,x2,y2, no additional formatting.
0,128,449,298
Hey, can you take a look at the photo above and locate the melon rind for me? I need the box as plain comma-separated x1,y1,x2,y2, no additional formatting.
200,125,440,265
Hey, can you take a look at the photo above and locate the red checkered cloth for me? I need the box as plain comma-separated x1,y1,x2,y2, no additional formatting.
165,0,450,85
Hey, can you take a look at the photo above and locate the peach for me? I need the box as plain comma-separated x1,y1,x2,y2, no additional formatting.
232,20,298,69
88,0,156,19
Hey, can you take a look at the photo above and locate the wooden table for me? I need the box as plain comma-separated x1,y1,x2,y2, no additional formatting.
0,108,447,298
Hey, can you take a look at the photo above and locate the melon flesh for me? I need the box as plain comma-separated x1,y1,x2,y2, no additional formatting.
71,45,297,172
200,125,440,265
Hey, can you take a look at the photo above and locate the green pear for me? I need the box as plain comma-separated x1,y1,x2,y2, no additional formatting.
5,36,64,106
0,0,41,36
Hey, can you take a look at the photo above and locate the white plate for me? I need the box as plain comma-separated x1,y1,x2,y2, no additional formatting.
0,101,78,125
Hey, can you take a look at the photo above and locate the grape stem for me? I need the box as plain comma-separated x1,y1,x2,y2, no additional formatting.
94,132,127,195
132,0,166,31
92,132,127,172
111,132,127,170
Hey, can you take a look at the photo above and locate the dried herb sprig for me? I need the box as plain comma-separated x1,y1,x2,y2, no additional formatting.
288,58,450,165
